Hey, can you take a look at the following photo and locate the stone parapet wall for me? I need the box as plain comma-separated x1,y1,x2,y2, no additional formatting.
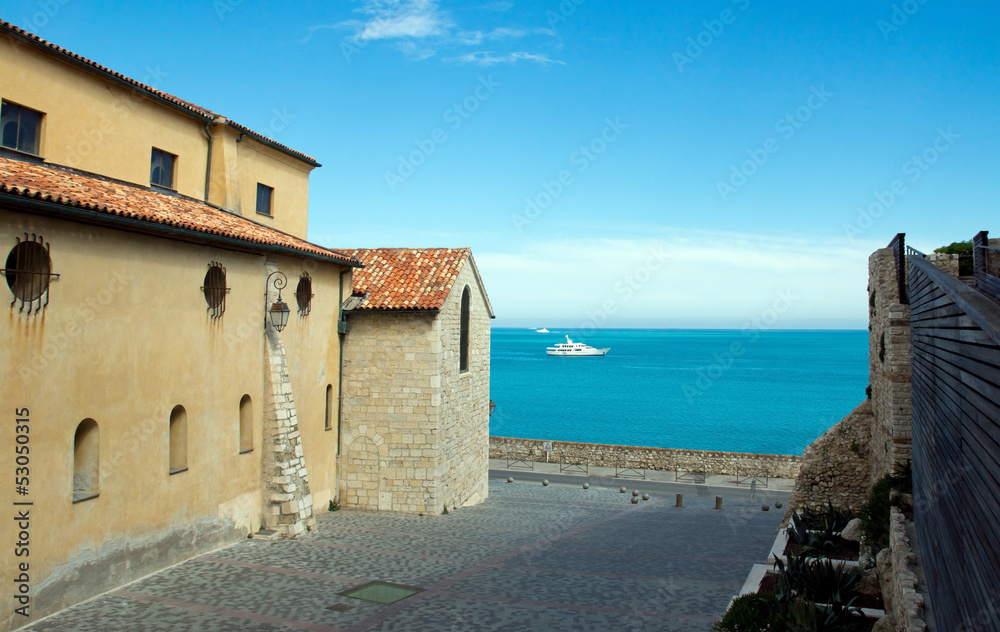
884,506,928,632
489,436,802,479
868,248,912,483
785,400,873,516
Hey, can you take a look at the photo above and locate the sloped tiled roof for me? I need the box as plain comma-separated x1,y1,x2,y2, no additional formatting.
0,156,359,266
0,20,319,166
343,248,472,311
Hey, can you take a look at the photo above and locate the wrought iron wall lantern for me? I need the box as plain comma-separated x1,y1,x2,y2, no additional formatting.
265,271,290,332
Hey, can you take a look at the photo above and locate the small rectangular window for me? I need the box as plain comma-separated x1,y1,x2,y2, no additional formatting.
150,148,176,188
256,183,273,216
1,101,43,155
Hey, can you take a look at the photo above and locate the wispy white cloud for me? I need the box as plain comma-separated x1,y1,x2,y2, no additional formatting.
448,51,565,66
457,27,556,46
305,1,562,64
476,231,871,329
351,0,452,41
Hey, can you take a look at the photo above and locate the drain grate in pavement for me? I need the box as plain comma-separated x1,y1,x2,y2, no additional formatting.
325,603,354,612
339,581,424,605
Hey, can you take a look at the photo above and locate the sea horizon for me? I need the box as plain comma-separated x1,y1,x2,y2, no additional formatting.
489,328,869,457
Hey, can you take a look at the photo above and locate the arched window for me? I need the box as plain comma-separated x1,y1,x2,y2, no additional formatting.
169,405,188,474
460,285,471,372
239,395,253,453
325,384,333,430
73,419,99,502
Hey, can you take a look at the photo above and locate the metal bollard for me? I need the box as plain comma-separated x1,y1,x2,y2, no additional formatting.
716,496,723,510
676,493,683,508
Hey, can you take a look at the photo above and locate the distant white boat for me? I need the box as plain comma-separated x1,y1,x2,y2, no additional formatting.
536,328,549,333
546,335,610,357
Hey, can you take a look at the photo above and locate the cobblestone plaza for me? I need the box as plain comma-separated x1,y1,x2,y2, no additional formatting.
27,478,786,632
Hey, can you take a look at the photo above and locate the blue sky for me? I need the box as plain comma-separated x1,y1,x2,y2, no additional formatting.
6,0,999,328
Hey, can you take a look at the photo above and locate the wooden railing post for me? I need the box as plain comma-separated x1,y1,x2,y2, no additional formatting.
888,233,908,304
973,231,989,285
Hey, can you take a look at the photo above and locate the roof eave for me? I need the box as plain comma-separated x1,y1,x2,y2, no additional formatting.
0,191,361,267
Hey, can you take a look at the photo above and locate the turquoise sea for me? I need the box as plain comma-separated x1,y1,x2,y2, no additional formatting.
488,328,869,456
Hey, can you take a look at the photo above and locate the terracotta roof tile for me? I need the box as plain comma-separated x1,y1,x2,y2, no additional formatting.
0,20,319,166
343,248,471,311
0,156,359,266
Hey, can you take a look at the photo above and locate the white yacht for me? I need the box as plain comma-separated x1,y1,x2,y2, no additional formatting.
536,328,549,333
546,335,610,356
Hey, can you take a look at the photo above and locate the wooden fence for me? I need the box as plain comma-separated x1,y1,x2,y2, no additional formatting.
903,239,1000,630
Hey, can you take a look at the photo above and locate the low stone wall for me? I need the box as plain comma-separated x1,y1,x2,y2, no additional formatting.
786,400,873,517
880,506,928,632
489,436,802,479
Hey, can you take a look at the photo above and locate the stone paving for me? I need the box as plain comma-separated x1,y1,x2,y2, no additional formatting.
25,478,786,632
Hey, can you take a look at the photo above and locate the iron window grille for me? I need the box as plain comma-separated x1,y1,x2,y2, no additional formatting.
1,101,43,155
201,262,230,318
296,272,313,315
3,233,59,314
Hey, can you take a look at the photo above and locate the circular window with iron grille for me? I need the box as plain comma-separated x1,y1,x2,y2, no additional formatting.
296,273,313,315
5,238,52,303
202,262,229,317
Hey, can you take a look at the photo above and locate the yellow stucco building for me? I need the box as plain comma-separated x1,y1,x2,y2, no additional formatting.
0,19,491,631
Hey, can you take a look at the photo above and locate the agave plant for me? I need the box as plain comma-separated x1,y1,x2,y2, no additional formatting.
783,599,857,632
799,558,862,606
773,552,811,614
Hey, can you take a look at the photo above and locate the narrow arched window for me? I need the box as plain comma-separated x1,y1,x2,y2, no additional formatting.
460,285,471,372
169,405,188,474
73,419,99,502
239,395,253,453
325,384,333,430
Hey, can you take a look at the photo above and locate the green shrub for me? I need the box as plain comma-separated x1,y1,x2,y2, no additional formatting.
934,240,972,255
892,461,913,495
712,593,781,632
860,475,893,550
328,499,340,512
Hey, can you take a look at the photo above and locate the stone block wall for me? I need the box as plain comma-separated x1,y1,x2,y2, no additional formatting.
340,313,440,513
868,248,912,483
437,261,491,510
883,506,928,632
489,436,802,479
785,400,873,515
924,253,959,277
